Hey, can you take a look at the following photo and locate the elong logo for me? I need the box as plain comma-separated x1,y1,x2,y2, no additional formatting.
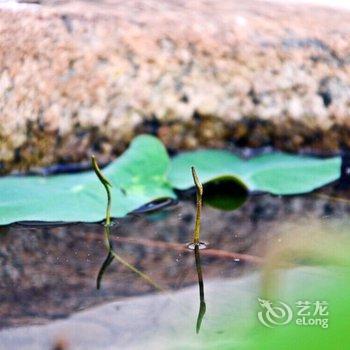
257,298,329,329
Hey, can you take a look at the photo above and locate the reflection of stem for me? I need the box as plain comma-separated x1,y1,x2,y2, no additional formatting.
191,167,203,245
96,224,115,290
92,156,163,291
96,248,114,290
194,245,206,334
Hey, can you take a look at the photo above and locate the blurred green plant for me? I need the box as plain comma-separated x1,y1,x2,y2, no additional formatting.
198,227,350,350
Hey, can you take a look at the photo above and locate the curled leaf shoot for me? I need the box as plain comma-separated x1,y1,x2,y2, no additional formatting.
92,155,163,291
192,166,203,245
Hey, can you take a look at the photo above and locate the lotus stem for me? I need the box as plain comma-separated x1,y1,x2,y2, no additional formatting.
191,166,203,245
92,155,112,227
92,155,163,291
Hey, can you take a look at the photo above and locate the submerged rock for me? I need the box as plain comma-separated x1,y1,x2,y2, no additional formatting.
1,0,350,172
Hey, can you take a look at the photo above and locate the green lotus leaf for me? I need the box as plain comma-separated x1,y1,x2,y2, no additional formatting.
169,150,341,195
0,135,175,225
0,136,341,225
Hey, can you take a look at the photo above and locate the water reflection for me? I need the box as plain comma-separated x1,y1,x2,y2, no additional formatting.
194,245,206,334
96,223,164,292
96,250,114,290
1,191,347,328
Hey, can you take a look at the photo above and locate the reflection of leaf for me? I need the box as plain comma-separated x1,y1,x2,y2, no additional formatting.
0,135,175,225
169,150,341,195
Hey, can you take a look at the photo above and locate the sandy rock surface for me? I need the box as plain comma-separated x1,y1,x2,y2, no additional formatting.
1,0,350,172
0,267,333,349
0,274,260,350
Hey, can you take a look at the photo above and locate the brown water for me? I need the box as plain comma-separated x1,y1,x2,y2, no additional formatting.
1,187,349,331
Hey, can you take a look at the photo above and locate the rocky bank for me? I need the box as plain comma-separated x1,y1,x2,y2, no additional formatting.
1,0,350,172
